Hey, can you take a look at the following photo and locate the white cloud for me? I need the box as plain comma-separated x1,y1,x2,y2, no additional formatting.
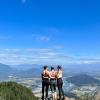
32,34,51,41
53,45,64,49
26,48,51,52
0,48,71,65
75,58,100,64
40,36,50,41
39,57,49,59
0,48,99,65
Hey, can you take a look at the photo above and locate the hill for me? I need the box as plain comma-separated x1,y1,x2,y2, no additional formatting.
63,63,100,76
0,81,38,100
11,64,41,71
0,63,42,79
66,74,100,86
0,63,14,80
15,64,42,78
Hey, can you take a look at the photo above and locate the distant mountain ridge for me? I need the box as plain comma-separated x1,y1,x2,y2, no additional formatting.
63,63,100,76
0,63,14,80
16,67,42,78
0,63,12,71
1,63,100,79
66,74,100,86
0,63,42,79
10,64,42,71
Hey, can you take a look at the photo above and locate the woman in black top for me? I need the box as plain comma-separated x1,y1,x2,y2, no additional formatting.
41,66,49,100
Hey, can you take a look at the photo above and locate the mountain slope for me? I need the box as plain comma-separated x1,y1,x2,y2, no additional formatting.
66,74,100,86
0,63,14,80
15,64,42,78
0,63,12,72
0,82,38,100
11,64,41,71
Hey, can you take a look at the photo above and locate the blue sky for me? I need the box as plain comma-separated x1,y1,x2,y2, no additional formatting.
0,0,100,65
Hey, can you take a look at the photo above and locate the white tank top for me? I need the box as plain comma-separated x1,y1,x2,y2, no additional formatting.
57,70,63,78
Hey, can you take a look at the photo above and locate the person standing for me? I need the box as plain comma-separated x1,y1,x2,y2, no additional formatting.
49,67,57,100
57,65,65,100
41,66,49,100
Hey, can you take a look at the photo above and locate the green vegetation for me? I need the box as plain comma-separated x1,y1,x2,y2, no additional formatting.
65,92,78,99
0,81,38,100
75,93,96,100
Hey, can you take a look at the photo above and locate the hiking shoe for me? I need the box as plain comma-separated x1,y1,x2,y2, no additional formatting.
62,97,65,100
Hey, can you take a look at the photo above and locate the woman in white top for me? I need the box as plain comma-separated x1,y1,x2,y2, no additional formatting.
57,65,65,100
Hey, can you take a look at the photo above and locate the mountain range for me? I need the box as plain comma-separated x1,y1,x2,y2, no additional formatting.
0,63,42,79
0,63,100,79
66,74,100,86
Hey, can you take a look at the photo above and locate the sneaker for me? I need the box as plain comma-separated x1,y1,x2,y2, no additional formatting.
45,97,49,100
41,97,44,100
62,97,65,100
45,98,48,100
54,92,57,100
51,92,55,99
